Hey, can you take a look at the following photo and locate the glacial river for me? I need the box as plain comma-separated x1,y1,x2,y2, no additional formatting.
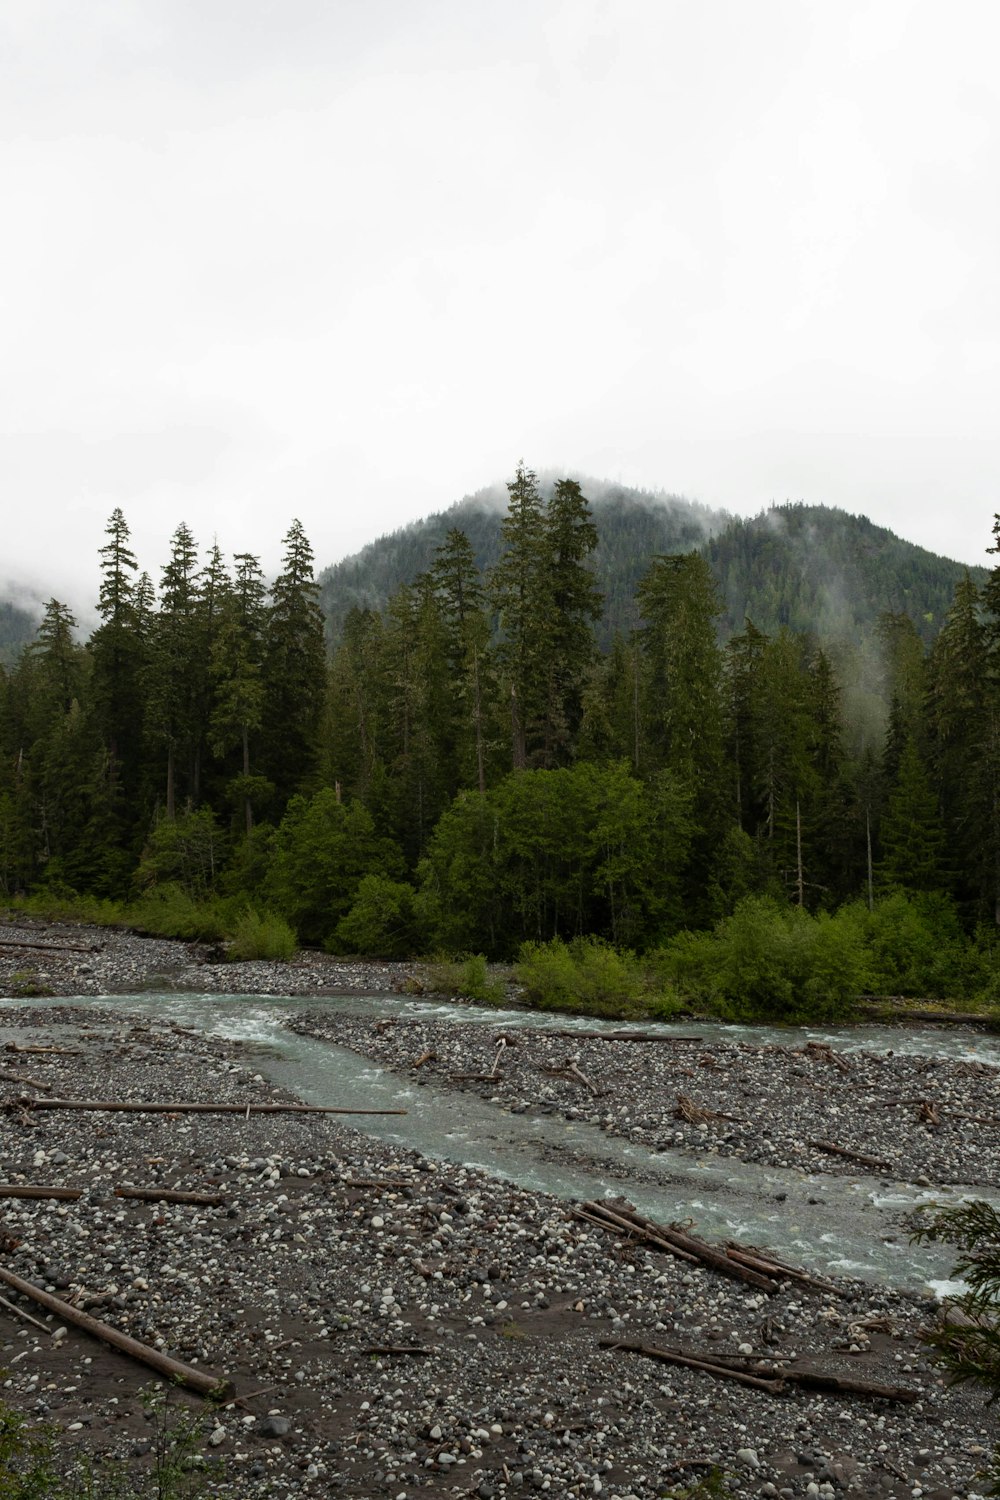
4,991,998,1297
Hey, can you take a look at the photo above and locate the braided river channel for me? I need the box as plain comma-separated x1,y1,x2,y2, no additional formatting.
7,992,1000,1298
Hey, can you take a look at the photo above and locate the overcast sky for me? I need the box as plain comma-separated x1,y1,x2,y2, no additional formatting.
2,0,998,610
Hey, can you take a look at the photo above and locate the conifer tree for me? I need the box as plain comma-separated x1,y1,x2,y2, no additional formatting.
89,509,142,790
432,528,492,793
538,479,602,766
147,522,201,819
261,519,327,805
210,553,267,835
489,463,548,770
879,736,948,893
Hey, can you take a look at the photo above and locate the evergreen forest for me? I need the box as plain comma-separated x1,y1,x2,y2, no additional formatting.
3,468,1000,1020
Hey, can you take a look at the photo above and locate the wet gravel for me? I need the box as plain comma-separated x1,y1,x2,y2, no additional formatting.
0,924,997,1497
291,1012,1000,1190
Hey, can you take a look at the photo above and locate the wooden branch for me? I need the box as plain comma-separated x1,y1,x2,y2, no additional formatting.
0,1070,51,1092
448,1074,505,1083
115,1187,225,1207
339,1177,416,1189
411,1050,436,1069
0,1265,232,1400
675,1093,744,1125
808,1139,891,1171
0,1291,54,1334
803,1041,852,1073
11,1097,406,1116
599,1339,784,1393
360,1345,434,1356
600,1340,917,1402
0,1184,82,1201
5,1043,80,1057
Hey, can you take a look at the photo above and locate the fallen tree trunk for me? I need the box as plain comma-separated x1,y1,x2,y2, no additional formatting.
0,1265,233,1399
808,1139,891,1172
600,1339,917,1402
0,1185,82,1201
724,1243,840,1295
11,1097,406,1116
0,938,98,955
576,1201,779,1291
540,1029,703,1043
114,1187,225,1206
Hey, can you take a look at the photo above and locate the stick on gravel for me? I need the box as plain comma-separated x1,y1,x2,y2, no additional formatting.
0,1265,234,1400
0,1184,83,1201
808,1138,892,1171
115,1187,226,1206
12,1097,406,1116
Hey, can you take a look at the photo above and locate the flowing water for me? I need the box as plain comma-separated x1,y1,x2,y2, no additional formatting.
4,991,998,1296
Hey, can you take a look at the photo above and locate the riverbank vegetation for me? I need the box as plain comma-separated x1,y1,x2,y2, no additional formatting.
3,471,1000,1018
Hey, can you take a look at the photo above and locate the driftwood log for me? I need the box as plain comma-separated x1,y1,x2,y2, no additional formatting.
600,1339,917,1402
577,1200,835,1294
0,1184,82,1201
114,1187,225,1206
0,1265,233,1399
808,1139,891,1171
0,1070,51,1092
10,1097,406,1117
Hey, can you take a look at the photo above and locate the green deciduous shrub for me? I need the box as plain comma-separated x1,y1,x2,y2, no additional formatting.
226,907,296,962
654,896,865,1021
515,936,673,1018
334,875,420,958
424,952,506,1006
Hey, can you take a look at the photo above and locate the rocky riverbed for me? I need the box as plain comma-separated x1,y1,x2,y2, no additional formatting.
287,1011,1000,1191
0,922,996,1498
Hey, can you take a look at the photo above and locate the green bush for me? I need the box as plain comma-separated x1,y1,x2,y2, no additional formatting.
654,896,865,1021
842,890,993,1001
333,875,420,958
227,907,297,962
8,890,125,928
424,952,506,1006
124,885,230,943
515,936,669,1018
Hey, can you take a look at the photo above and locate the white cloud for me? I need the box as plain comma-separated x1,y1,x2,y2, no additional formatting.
1,0,998,612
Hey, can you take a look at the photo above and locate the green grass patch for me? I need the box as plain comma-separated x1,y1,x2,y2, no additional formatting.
514,937,682,1019
226,907,297,962
423,953,507,1006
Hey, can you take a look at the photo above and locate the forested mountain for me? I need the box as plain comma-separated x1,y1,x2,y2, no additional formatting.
3,472,999,1008
318,486,984,649
0,599,41,665
318,479,728,647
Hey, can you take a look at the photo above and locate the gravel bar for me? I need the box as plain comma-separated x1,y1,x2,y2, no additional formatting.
0,921,995,1498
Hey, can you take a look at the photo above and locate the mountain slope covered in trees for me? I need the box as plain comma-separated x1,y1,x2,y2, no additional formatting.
317,485,984,649
3,471,1000,1019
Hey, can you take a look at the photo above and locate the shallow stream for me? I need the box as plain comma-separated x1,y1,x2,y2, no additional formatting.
4,991,998,1297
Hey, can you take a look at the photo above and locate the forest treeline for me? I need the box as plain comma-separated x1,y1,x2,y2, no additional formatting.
2,466,999,1015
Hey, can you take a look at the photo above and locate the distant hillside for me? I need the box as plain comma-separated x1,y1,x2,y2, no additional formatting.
318,482,985,649
0,599,39,666
708,504,985,645
318,478,730,647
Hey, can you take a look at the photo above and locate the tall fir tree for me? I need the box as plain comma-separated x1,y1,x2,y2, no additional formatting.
261,519,327,806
